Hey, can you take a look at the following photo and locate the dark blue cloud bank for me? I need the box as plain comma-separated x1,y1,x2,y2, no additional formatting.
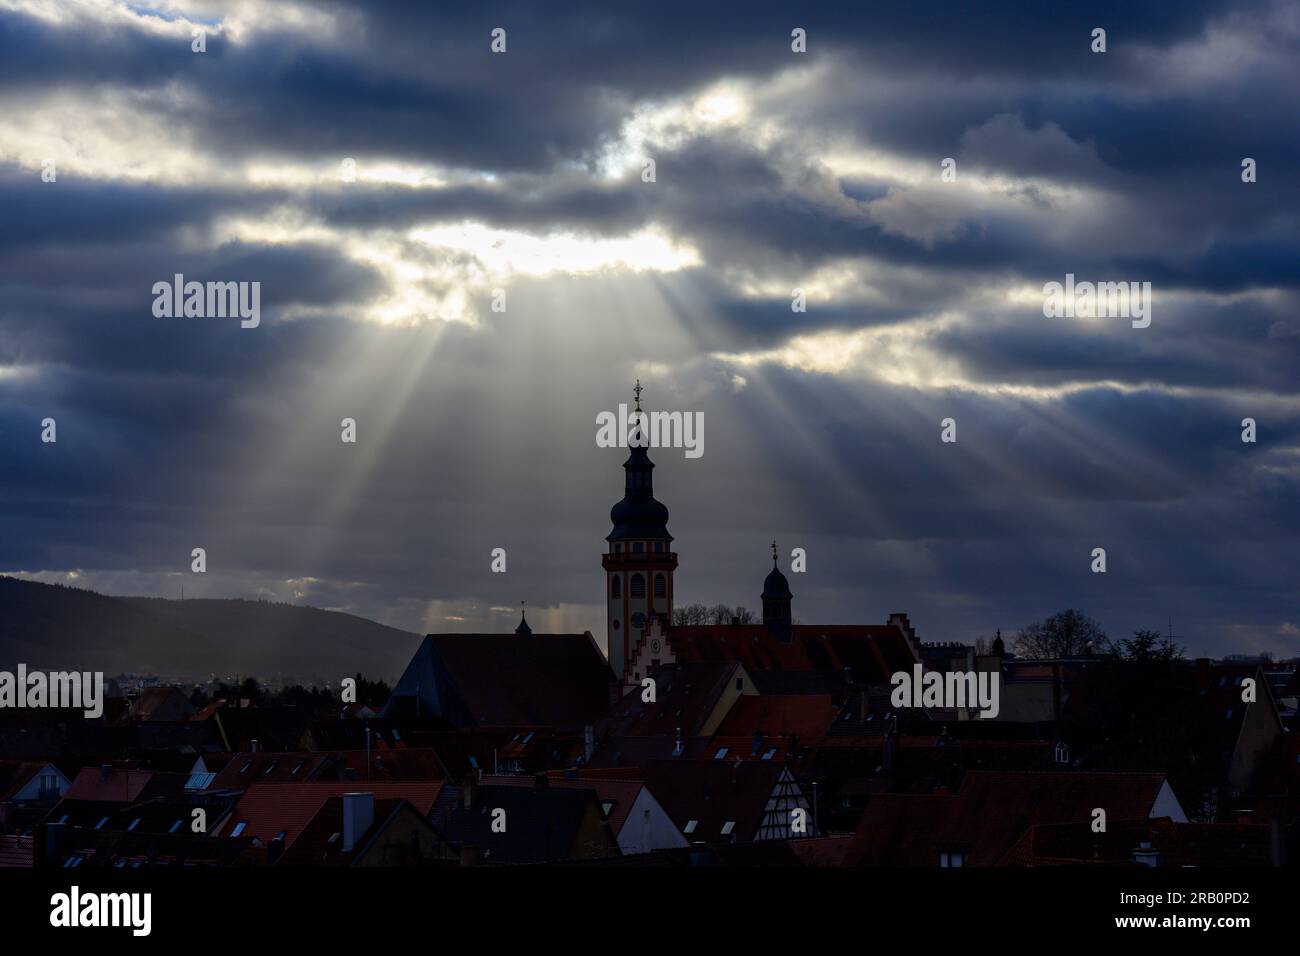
0,0,1296,657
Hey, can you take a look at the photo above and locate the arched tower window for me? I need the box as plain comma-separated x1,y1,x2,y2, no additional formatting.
654,573,666,598
630,574,646,599
611,576,622,599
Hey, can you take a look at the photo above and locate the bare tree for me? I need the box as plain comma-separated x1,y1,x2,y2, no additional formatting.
1013,609,1110,658
672,603,711,626
709,604,754,625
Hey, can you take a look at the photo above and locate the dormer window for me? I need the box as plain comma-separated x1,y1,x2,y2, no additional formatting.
633,542,644,553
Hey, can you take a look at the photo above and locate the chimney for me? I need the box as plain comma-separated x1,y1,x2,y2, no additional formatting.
36,822,65,868
250,739,259,753
463,772,479,809
583,725,595,762
99,764,112,782
1132,841,1160,868
459,845,478,867
341,792,374,852
267,833,286,866
751,730,763,756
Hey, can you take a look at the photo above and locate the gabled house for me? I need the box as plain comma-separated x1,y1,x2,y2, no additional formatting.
638,759,814,844
0,760,70,830
483,774,686,856
430,777,619,864
276,793,454,866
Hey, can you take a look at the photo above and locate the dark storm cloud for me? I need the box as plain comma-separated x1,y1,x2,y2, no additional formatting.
1,0,1298,657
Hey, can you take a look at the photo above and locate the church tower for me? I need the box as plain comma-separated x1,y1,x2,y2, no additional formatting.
602,382,677,680
762,539,793,644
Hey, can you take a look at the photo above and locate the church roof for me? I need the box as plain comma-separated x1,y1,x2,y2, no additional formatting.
383,634,616,731
668,624,918,681
762,565,792,601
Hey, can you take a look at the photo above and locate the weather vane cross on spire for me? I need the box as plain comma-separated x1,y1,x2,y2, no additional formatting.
633,379,643,413
771,539,778,565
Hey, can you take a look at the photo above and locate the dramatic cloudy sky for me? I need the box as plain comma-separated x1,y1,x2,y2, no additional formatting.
1,0,1297,659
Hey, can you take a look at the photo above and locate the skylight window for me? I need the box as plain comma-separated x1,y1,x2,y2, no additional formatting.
469,756,480,769
601,801,615,817
127,818,141,831
720,821,735,835
762,748,777,760
290,761,305,776
714,747,729,760
230,821,247,837
262,760,279,776
240,761,253,774
184,771,216,790
169,820,182,833
95,817,109,830
683,820,698,834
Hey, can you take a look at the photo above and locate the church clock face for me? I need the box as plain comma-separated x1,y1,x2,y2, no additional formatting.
651,638,661,654
631,612,646,630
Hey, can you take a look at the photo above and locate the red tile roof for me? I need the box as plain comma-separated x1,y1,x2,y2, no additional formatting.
999,817,1274,867
276,798,440,866
668,621,918,679
0,834,33,868
715,695,836,739
706,736,792,763
788,835,853,867
220,781,444,848
211,752,333,789
639,759,790,844
65,767,154,803
599,663,739,737
845,771,1174,866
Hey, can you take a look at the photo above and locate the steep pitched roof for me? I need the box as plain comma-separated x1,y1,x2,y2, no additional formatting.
638,759,788,844
65,767,156,803
430,783,614,864
599,662,739,737
130,686,195,722
0,760,51,801
212,752,334,789
220,781,444,848
668,621,917,680
845,771,1175,866
276,797,447,866
716,695,836,739
483,775,645,835
384,634,616,730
